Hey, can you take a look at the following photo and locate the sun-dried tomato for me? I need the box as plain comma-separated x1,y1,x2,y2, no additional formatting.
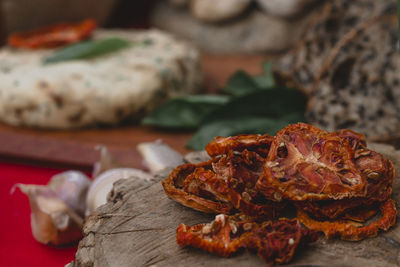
177,214,253,257
294,198,375,220
297,199,397,241
162,159,234,214
206,134,274,157
8,19,97,49
257,123,366,201
177,215,318,265
245,218,319,265
163,149,283,218
163,123,397,265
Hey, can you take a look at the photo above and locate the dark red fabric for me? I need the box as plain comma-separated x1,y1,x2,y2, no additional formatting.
0,162,78,267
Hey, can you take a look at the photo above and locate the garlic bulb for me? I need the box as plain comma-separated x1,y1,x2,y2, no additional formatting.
190,0,252,23
14,170,90,245
86,168,152,216
15,184,83,246
137,140,184,173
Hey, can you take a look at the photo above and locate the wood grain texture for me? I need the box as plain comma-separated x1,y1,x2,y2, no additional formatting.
0,54,268,171
0,124,193,171
69,143,400,267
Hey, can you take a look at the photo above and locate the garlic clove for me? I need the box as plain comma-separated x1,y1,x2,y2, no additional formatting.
86,168,152,216
137,140,184,173
92,144,121,178
15,184,83,246
48,171,91,217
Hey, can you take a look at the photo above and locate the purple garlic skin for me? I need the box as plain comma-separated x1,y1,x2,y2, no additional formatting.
48,171,91,217
16,184,84,246
15,170,90,246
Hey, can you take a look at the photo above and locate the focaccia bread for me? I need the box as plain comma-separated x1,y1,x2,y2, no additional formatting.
0,29,202,129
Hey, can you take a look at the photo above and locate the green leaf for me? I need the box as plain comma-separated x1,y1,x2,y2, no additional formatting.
186,113,304,150
224,62,276,96
186,88,307,150
253,62,276,88
205,87,307,125
224,70,260,96
43,37,131,64
178,94,231,105
142,95,230,129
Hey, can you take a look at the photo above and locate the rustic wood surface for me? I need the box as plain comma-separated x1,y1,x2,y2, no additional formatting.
0,54,269,171
69,143,400,267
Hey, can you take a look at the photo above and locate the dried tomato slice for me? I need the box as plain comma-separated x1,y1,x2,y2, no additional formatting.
177,215,319,265
334,129,367,151
354,147,395,201
183,167,232,203
245,218,319,265
342,205,379,223
163,149,282,218
257,123,366,201
297,199,397,241
211,150,284,218
8,19,97,49
206,134,274,157
293,129,394,220
162,159,234,214
177,214,253,257
295,198,376,220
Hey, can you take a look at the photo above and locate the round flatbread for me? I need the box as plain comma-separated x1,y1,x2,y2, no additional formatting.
0,29,202,128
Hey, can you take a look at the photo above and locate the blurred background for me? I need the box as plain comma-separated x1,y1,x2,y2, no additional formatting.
1,1,399,266
1,0,317,53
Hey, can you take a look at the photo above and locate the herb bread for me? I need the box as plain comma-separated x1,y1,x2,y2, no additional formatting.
0,29,202,129
274,0,396,95
307,15,400,140
273,0,400,141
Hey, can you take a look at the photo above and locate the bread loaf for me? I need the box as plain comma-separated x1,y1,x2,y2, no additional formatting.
274,0,396,95
274,0,399,141
307,15,400,140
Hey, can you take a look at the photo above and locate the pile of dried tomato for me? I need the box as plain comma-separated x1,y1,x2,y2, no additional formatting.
162,123,397,265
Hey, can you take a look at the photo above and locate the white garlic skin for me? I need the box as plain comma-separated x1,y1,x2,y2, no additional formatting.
48,171,91,217
137,140,184,173
92,144,121,178
86,168,152,216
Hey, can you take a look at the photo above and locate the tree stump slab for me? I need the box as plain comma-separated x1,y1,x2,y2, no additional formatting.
70,144,400,267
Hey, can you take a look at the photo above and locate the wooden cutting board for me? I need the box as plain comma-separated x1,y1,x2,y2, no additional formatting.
68,144,400,267
0,54,269,171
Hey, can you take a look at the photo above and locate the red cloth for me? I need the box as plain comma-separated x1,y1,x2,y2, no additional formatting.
0,162,79,267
